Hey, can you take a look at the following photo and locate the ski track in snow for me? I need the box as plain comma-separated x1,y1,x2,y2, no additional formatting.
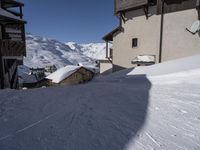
0,111,60,141
145,132,161,147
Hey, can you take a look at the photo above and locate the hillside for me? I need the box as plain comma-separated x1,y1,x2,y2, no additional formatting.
24,34,107,68
0,55,200,150
66,42,108,60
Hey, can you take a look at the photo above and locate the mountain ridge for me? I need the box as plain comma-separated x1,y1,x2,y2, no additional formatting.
24,33,107,69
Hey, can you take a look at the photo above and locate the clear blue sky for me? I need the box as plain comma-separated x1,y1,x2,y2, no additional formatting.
21,0,118,43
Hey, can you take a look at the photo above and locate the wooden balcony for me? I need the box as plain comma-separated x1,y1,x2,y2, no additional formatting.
2,0,24,8
0,39,26,57
114,0,148,13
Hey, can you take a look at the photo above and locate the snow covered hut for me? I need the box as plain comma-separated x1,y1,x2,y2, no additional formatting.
45,65,95,86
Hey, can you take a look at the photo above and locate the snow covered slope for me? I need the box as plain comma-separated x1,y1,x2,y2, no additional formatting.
0,55,200,150
66,42,109,60
25,33,105,68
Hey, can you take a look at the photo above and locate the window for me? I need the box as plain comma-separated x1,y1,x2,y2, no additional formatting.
132,38,138,48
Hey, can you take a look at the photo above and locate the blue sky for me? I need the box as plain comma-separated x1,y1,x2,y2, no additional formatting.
21,0,118,43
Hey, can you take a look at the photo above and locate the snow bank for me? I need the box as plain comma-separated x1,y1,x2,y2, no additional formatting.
0,55,200,150
128,54,200,76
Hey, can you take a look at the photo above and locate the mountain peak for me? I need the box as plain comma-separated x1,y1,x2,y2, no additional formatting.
24,33,107,69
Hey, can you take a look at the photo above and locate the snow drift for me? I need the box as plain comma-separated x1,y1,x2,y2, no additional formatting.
0,55,200,150
128,54,200,76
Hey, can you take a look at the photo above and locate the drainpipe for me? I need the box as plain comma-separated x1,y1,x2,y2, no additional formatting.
159,0,165,63
198,0,200,20
19,6,23,19
106,40,108,58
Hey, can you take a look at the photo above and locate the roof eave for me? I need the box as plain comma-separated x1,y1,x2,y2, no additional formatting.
114,0,148,14
102,26,122,41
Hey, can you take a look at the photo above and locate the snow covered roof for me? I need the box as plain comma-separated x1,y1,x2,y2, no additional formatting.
46,65,82,83
46,65,97,83
132,55,155,63
0,8,25,22
83,65,99,74
19,74,38,84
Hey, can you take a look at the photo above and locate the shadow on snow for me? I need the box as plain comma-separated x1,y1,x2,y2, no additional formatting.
0,69,151,150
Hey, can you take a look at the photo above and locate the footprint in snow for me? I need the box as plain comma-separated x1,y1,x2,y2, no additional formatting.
171,134,177,137
178,110,187,114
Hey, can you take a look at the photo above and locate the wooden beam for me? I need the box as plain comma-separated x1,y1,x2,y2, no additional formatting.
197,0,200,20
10,60,17,89
0,40,5,89
120,12,126,23
5,9,23,18
19,6,23,19
143,5,149,19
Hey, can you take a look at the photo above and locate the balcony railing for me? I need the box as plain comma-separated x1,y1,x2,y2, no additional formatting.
0,39,26,56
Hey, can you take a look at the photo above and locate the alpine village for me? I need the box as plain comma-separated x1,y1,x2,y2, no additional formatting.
0,0,200,150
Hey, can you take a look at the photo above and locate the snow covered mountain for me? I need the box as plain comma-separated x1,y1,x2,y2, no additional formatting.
24,33,107,68
66,42,109,60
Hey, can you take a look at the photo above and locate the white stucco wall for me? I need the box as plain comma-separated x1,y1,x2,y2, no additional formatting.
100,61,113,74
162,9,200,61
113,6,161,71
112,7,200,71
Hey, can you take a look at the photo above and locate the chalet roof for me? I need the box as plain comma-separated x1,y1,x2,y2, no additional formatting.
19,74,38,84
115,0,198,14
46,65,81,83
114,0,148,13
102,26,122,41
0,7,25,22
2,0,24,8
46,65,96,83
